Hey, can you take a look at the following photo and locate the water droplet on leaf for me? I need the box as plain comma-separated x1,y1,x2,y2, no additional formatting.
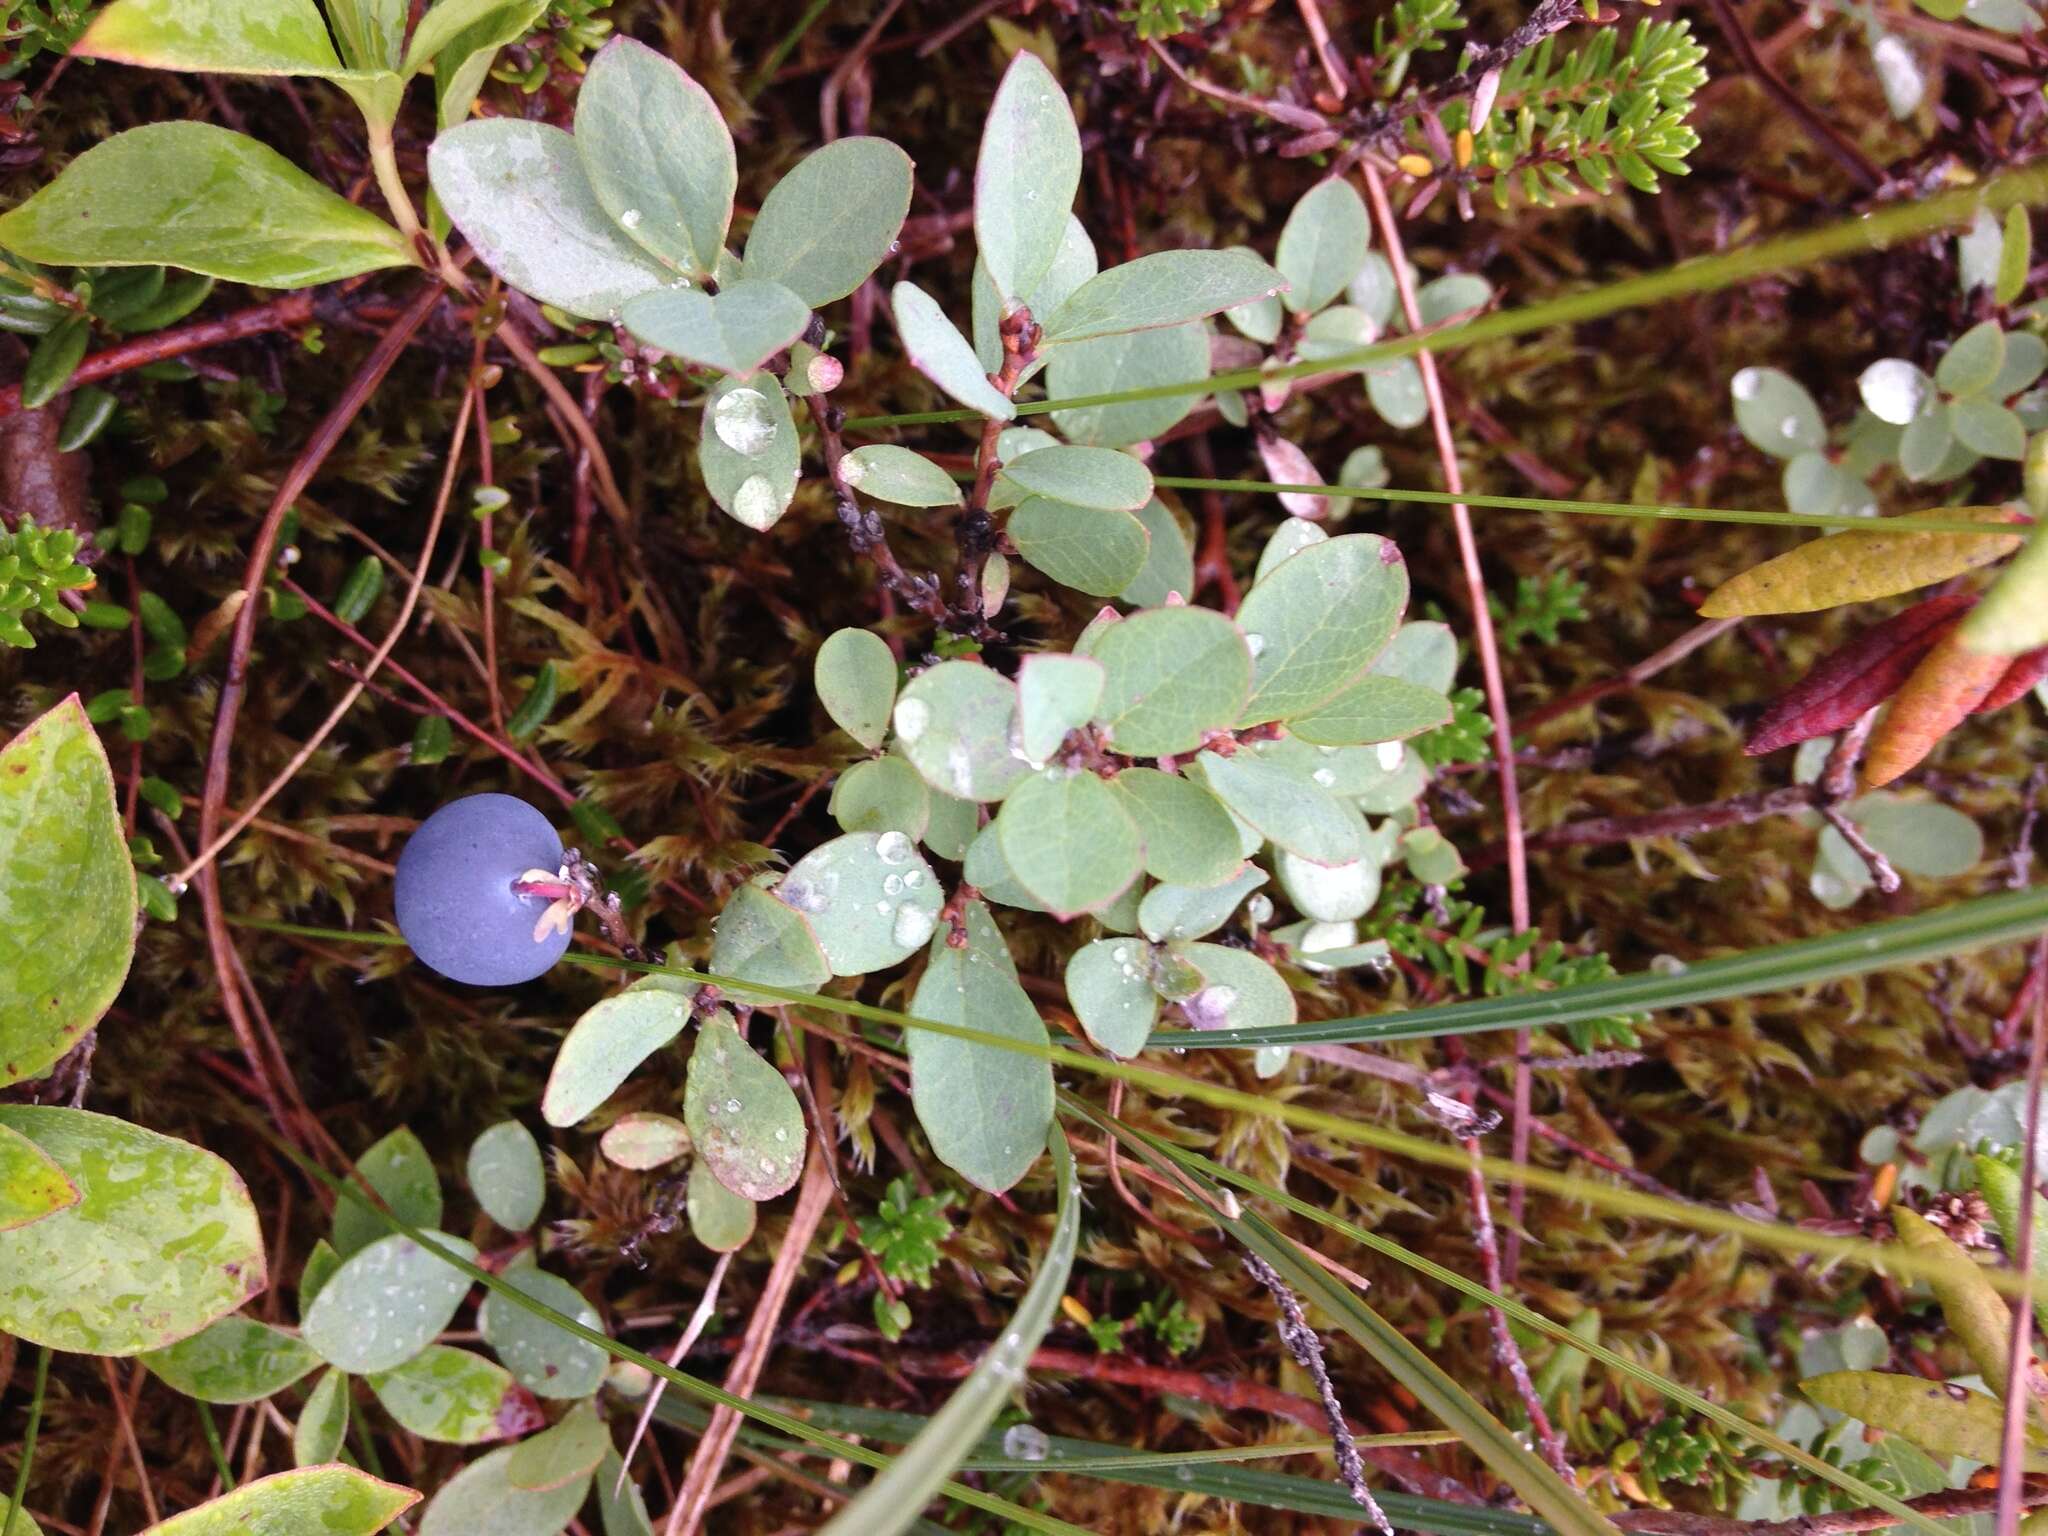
713,388,777,456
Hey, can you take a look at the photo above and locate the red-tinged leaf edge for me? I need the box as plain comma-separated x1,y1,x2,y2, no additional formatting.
1746,593,1975,756
1974,644,2048,714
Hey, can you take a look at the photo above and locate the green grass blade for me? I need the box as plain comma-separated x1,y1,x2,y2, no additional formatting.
1104,1115,1956,1536
842,160,2048,431
1079,1104,1617,1536
1149,883,2048,1049
818,1130,1083,1536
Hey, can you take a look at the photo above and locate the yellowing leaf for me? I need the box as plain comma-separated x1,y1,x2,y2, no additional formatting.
1802,1371,2048,1468
1699,507,2023,618
1892,1207,2034,1399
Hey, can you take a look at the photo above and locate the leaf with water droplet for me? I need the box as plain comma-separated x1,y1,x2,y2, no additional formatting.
467,1120,546,1231
1366,357,1428,429
892,281,1016,420
370,1344,541,1444
542,980,689,1127
1253,518,1328,584
0,696,136,1089
142,1315,320,1404
711,881,831,993
621,278,811,379
1236,533,1408,726
1137,865,1268,943
1064,938,1160,1057
780,829,943,975
745,136,914,307
893,661,1030,803
1007,497,1151,597
141,1466,420,1536
1172,942,1296,1034
428,120,668,320
1194,749,1365,865
1088,607,1252,756
302,1229,477,1374
688,1158,757,1251
995,769,1143,917
1119,496,1196,607
1729,366,1825,459
480,1263,608,1400
0,1105,265,1354
840,445,963,508
573,37,734,279
333,1126,442,1257
1275,177,1369,316
698,373,798,531
418,1443,590,1536
684,1010,805,1200
1276,847,1382,922
907,901,1054,1195
815,628,897,750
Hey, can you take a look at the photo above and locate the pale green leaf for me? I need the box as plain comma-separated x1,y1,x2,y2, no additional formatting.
141,1467,419,1536
1253,517,1328,584
293,1369,351,1466
1224,242,1285,342
688,1159,757,1252
816,627,898,749
1288,675,1452,746
143,1316,319,1404
1120,497,1196,607
1174,943,1296,1033
1195,749,1365,864
1276,177,1369,315
418,1444,589,1536
1400,826,1466,885
468,1120,546,1231
1962,521,2048,654
699,373,800,530
509,1399,610,1491
599,1452,656,1536
1416,272,1492,326
995,770,1143,916
818,1133,1078,1536
961,823,1048,914
1297,304,1376,369
0,1121,76,1232
1996,331,2048,397
894,661,1030,802
710,882,832,993
1008,498,1151,597
1016,653,1105,762
893,283,1016,420
334,1127,442,1257
1700,507,2022,617
1000,445,1153,510
1366,358,1428,429
77,0,346,74
0,1105,264,1354
620,280,810,379
1802,1371,2048,1468
574,37,734,277
542,982,689,1126
830,756,932,840
1373,622,1458,691
1046,322,1208,448
1952,397,2027,459
1939,320,2007,398
906,900,1055,1194
1731,366,1826,458
1065,939,1160,1057
746,138,914,306
921,783,980,862
975,51,1081,302
428,120,670,319
0,124,408,289
1899,403,1956,481
1277,849,1381,922
1850,794,1983,877
1042,250,1287,345
1088,607,1253,756
405,0,546,76
1237,533,1408,724
2001,205,2034,305
599,1112,689,1171
480,1266,608,1400
841,446,964,508
327,0,404,70
1113,767,1245,888
1138,866,1268,943
369,1345,540,1444
778,831,943,975
972,218,1096,372
1255,734,1414,798
300,1240,341,1312
684,1011,806,1200
302,1231,479,1374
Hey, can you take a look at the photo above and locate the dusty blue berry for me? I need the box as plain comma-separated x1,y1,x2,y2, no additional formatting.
395,794,571,985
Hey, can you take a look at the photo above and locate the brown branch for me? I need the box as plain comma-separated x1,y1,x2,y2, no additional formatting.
1519,617,1741,732
1472,785,1821,867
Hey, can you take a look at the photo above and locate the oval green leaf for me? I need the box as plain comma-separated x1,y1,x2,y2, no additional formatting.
999,445,1153,511
293,1368,351,1467
892,282,1015,420
1008,498,1151,597
1113,767,1245,888
302,1230,479,1373
1276,177,1370,316
542,981,690,1127
894,661,1029,802
975,50,1081,303
745,138,915,307
684,1011,806,1200
841,446,964,508
711,882,832,993
1065,938,1161,1057
1042,249,1287,345
418,1444,589,1536
370,1344,543,1444
479,1265,609,1400
1089,607,1253,756
333,1126,443,1257
699,371,802,531
688,1157,757,1252
468,1120,546,1231
142,1315,319,1404
816,628,899,749
599,1111,690,1171
995,769,1143,917
141,1466,419,1536
621,279,811,380
1236,533,1409,725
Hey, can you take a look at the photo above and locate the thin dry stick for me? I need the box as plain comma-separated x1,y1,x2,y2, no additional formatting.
618,1252,734,1495
169,354,475,893
1358,164,1536,1269
98,1359,158,1528
661,1151,834,1534
1997,933,2048,1536
1518,617,1740,730
1464,1148,1573,1477
495,319,632,531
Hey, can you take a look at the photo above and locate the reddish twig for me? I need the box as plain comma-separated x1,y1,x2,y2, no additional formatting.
1700,0,1887,194
1997,933,2048,1536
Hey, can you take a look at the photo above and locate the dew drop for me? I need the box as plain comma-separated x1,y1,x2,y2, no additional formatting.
731,475,782,530
620,208,643,229
760,1156,776,1173
773,1127,790,1141
1312,767,1336,787
892,903,937,948
1375,740,1404,771
903,868,925,888
883,873,904,896
839,453,866,488
1244,632,1266,658
894,698,930,741
782,877,827,915
876,830,914,866
1731,366,1762,401
1184,984,1238,1029
1779,414,1801,439
713,388,777,456
724,1097,742,1114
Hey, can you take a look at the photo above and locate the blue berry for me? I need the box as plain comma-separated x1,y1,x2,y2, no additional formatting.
394,794,571,985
